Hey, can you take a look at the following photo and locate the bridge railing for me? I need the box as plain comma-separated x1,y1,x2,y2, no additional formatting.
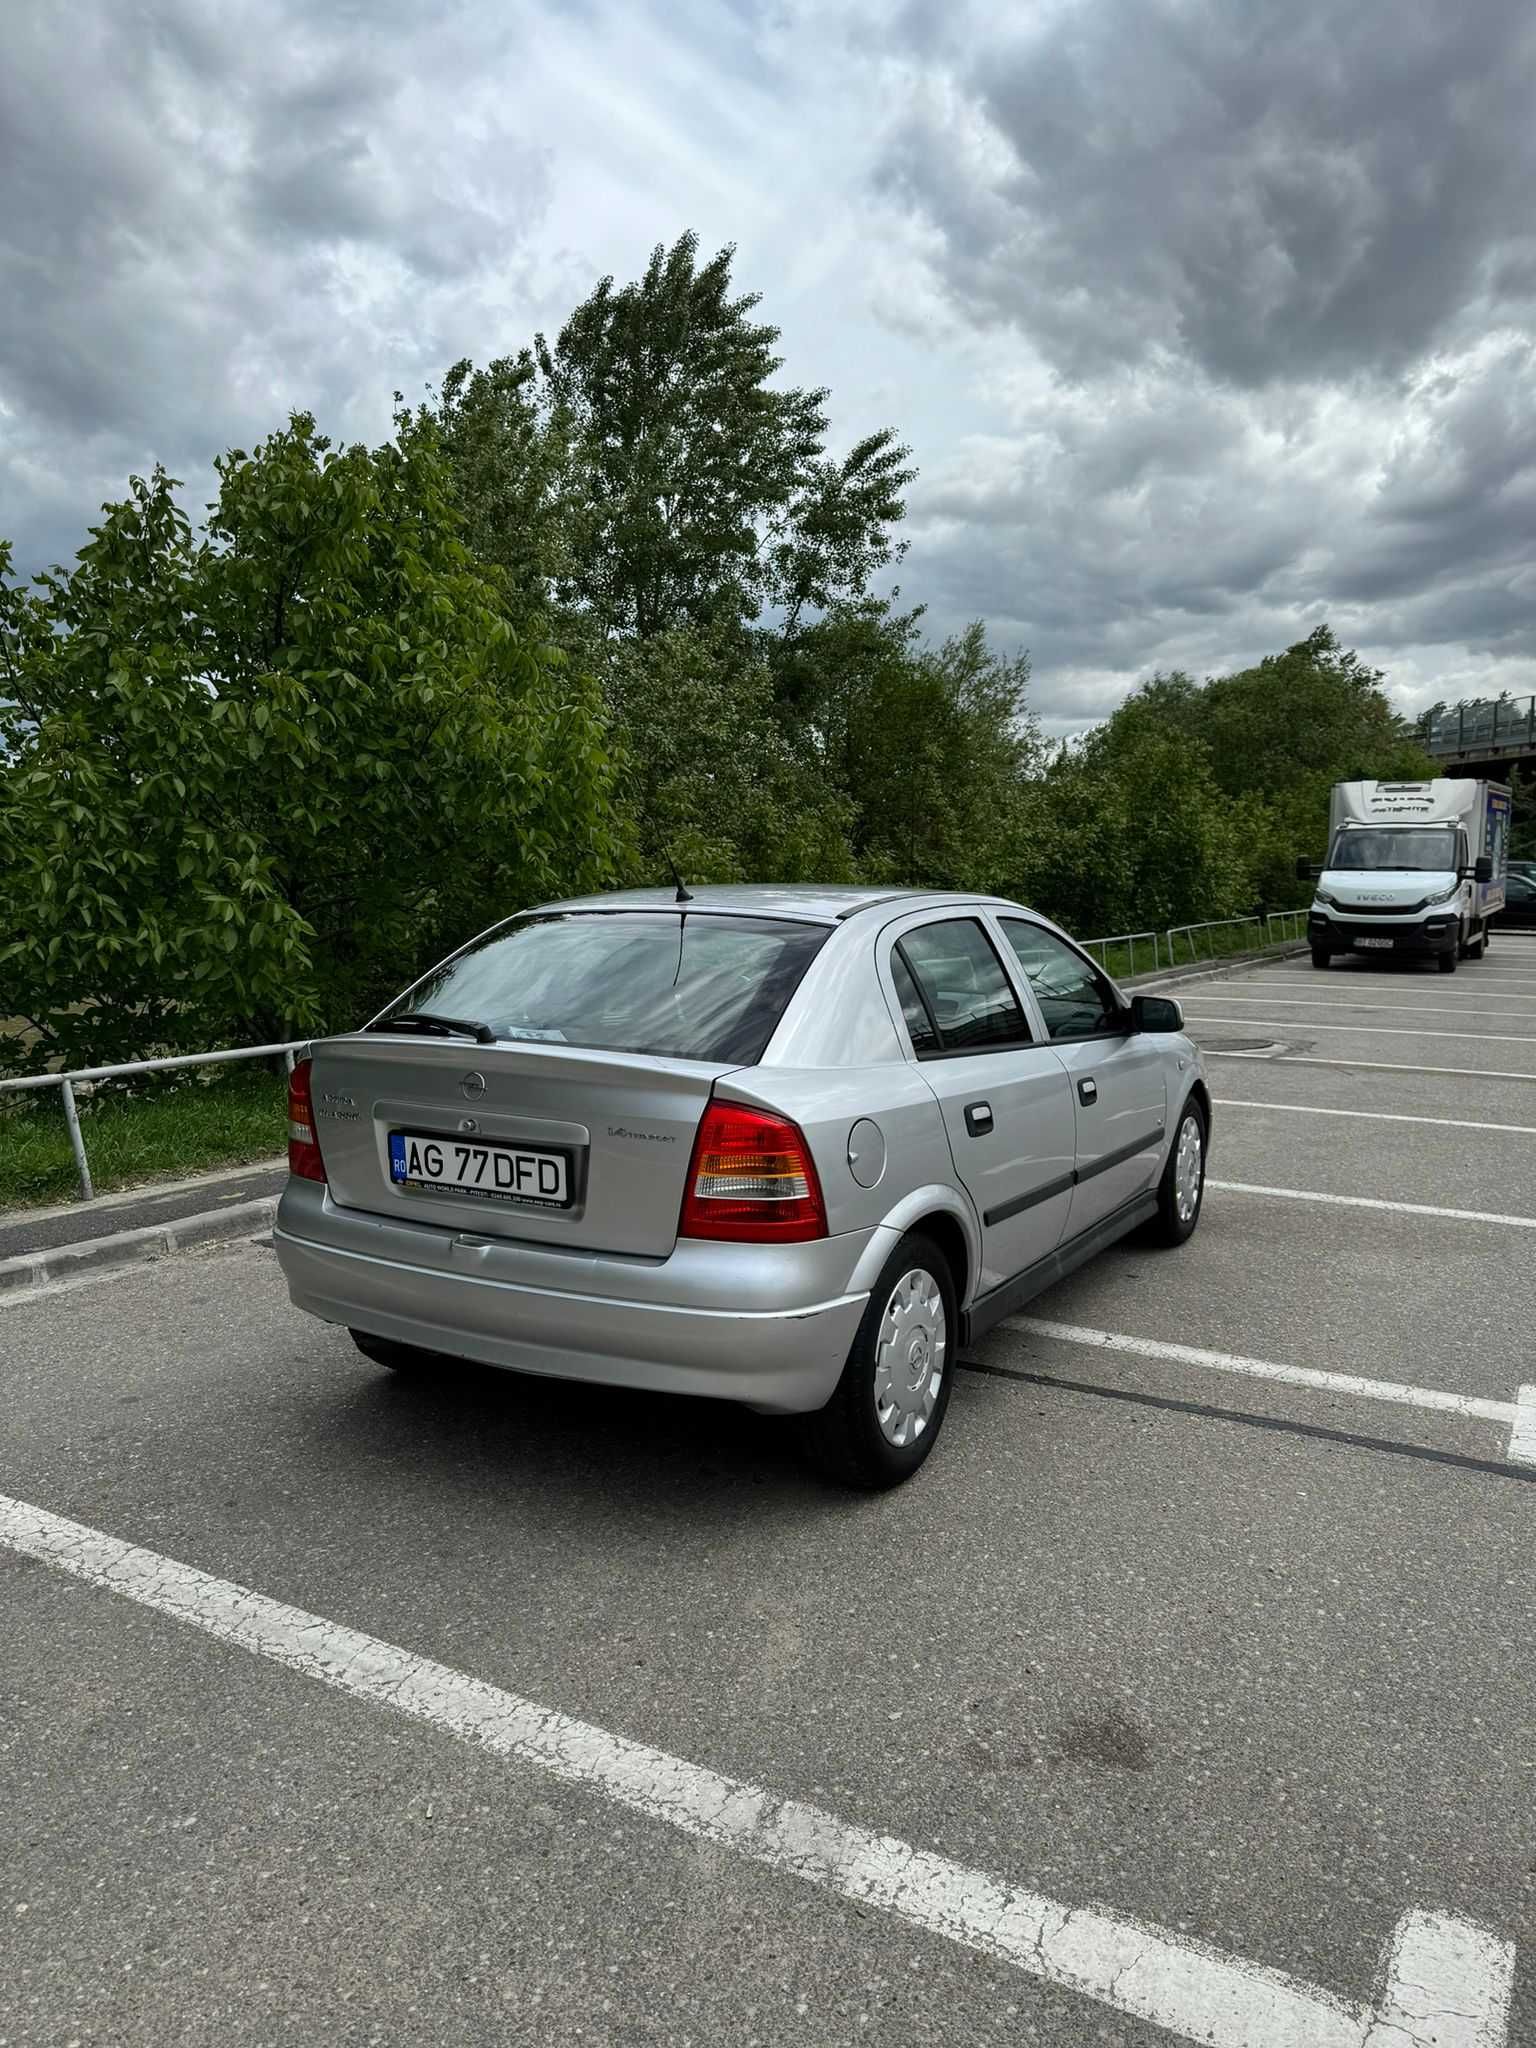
1426,696,1536,756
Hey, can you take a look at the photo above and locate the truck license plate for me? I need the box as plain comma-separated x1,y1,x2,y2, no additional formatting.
389,1131,570,1206
1355,937,1393,950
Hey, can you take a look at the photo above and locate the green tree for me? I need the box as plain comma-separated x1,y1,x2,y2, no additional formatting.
0,413,618,1073
773,606,1041,892
441,232,915,641
595,625,854,885
1036,722,1257,937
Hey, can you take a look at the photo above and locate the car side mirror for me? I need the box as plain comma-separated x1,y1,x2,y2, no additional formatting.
1130,994,1184,1034
1471,855,1493,883
1295,856,1317,880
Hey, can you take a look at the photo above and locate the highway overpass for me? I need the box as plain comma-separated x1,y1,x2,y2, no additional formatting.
1425,695,1536,774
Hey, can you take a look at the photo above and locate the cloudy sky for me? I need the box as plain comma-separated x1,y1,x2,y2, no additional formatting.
3,0,1535,732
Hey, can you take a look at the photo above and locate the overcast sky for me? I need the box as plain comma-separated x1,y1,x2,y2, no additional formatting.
3,0,1535,732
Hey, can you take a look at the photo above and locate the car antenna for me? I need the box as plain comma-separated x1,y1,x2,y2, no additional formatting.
666,851,693,904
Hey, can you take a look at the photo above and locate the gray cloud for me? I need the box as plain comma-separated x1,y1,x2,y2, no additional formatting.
903,330,1536,723
881,0,1536,387
0,0,548,569
3,0,1535,737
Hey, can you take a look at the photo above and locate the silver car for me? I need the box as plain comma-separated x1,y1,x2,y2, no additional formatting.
274,887,1209,1486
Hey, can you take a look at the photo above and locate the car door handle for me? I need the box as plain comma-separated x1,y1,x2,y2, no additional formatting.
1077,1077,1098,1105
964,1101,994,1136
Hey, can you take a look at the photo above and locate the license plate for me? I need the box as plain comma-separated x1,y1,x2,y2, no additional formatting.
389,1130,570,1207
1354,937,1394,950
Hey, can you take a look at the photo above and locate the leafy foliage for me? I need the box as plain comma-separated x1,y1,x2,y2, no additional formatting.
594,624,855,885
439,232,914,642
0,414,617,1072
0,230,1457,1088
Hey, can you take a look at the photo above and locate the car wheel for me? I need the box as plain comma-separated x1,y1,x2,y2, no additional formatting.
801,1232,957,1490
1143,1099,1206,1248
1310,947,1330,969
1438,950,1458,974
350,1328,438,1372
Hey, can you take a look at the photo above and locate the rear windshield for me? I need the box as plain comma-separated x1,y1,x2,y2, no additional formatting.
384,913,829,1065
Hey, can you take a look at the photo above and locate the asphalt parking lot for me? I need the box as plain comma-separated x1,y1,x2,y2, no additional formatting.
3,941,1533,2047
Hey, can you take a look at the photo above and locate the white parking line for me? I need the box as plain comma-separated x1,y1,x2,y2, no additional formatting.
1212,1100,1536,1137
1207,1053,1536,1083
0,1494,1513,2048
1002,1319,1533,1474
1186,1016,1536,1044
1208,1179,1536,1229
1190,994,1536,1016
1512,1392,1536,1469
1245,983,1536,999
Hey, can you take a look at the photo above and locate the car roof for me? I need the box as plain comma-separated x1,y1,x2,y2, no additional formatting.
536,885,1025,924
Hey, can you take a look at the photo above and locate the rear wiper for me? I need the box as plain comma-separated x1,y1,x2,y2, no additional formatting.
368,1010,497,1045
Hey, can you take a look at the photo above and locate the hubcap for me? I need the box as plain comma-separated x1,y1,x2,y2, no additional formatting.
873,1268,947,1447
1174,1112,1204,1222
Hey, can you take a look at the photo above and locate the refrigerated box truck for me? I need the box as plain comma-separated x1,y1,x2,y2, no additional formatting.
1301,778,1510,973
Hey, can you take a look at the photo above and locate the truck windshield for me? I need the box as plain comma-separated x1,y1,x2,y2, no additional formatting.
1328,827,1457,872
377,912,829,1064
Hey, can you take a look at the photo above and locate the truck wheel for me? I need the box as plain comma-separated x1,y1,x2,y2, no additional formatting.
1437,950,1458,975
1310,947,1331,970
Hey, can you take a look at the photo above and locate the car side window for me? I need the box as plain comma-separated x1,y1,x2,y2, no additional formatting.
890,948,941,1056
999,919,1123,1041
894,919,1031,1056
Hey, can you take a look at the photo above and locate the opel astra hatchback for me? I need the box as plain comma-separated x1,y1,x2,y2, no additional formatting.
274,887,1209,1486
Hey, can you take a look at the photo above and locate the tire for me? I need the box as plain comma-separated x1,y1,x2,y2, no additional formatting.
801,1231,957,1490
1437,949,1458,974
1142,1099,1207,1248
1310,946,1331,969
350,1328,439,1372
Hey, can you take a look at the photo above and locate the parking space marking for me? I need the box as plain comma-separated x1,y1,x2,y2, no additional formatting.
0,1494,1514,2048
1208,1180,1536,1229
1188,994,1536,1017
1186,1016,1536,1044
1207,1053,1536,1083
1239,976,1536,996
1512,1392,1536,1469
1212,1100,1536,1137
1002,1315,1523,1434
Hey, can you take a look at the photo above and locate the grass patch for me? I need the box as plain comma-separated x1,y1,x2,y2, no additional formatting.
0,1062,287,1211
1081,917,1309,982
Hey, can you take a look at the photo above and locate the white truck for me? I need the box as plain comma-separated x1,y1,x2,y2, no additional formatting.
1301,778,1510,973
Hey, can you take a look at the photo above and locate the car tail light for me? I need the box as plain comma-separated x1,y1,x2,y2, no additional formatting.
680,1100,827,1243
287,1058,327,1184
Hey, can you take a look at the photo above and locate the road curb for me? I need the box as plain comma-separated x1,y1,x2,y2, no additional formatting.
1125,940,1310,992
0,1196,278,1298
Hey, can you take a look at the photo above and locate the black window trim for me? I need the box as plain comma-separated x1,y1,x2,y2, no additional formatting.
994,914,1132,1046
891,918,1036,1062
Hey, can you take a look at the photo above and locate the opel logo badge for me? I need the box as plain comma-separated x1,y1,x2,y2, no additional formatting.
459,1071,487,1101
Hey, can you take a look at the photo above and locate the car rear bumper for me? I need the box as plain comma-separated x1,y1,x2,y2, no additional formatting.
273,1179,870,1414
1308,912,1459,956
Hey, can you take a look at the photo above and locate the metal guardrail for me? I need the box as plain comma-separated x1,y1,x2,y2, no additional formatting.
0,1041,307,1202
1,900,1316,1205
1265,910,1308,945
1425,695,1536,756
1163,916,1265,966
1079,929,1159,977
